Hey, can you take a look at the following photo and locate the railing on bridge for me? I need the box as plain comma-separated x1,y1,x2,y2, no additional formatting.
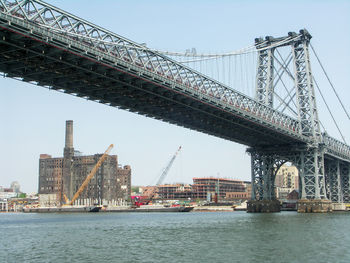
323,134,350,162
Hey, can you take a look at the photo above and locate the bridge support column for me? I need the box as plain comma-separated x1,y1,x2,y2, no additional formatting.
325,159,342,202
247,150,283,213
297,148,327,200
341,163,350,203
323,159,348,211
295,148,334,212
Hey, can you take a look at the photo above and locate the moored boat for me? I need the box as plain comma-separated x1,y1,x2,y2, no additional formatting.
103,205,194,212
23,206,101,213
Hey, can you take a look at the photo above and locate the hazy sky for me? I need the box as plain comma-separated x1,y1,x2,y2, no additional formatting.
1,0,349,193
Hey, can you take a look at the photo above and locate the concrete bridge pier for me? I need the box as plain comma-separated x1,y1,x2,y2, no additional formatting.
297,199,332,213
247,200,280,213
331,202,346,211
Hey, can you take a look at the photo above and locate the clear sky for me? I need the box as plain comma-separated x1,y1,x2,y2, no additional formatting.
1,0,349,193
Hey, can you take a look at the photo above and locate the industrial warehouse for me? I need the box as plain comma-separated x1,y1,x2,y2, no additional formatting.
38,120,131,207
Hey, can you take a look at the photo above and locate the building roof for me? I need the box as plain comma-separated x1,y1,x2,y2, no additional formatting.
193,177,244,183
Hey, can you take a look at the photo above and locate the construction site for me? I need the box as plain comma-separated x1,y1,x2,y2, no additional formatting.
143,178,250,202
135,146,251,204
38,120,131,208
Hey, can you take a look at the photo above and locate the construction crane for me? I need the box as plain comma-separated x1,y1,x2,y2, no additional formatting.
64,144,114,206
156,146,182,186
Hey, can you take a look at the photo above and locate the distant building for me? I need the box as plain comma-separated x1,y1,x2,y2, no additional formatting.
38,120,131,206
276,187,294,200
275,163,299,201
157,184,192,200
275,163,299,189
0,200,7,211
0,183,19,200
287,190,299,200
10,181,21,193
0,188,17,199
244,181,252,199
152,178,249,201
140,186,158,199
192,177,246,200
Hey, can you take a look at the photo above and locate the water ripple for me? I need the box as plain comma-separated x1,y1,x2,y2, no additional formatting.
1,212,350,263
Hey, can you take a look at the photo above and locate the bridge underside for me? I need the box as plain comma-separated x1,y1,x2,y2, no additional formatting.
0,22,302,148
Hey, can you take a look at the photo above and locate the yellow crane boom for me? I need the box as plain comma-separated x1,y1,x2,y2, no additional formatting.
66,144,114,206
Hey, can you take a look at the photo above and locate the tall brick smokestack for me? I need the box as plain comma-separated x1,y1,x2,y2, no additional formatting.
65,120,73,149
63,120,74,200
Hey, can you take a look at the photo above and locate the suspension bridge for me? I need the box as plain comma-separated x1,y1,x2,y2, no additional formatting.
1,0,349,212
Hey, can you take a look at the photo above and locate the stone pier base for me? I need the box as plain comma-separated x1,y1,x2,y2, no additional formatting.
247,200,280,213
297,199,332,213
331,203,346,211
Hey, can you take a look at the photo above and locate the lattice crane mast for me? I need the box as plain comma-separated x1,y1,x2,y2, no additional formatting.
64,144,114,206
156,146,182,186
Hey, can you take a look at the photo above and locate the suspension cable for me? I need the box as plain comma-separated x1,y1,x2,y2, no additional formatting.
313,76,347,143
310,43,350,121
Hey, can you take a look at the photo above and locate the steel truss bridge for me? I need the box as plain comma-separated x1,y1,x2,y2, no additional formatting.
1,0,349,205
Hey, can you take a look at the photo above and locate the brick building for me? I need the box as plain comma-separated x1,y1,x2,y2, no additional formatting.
140,186,158,199
38,120,131,206
153,178,249,201
191,177,246,200
157,184,192,200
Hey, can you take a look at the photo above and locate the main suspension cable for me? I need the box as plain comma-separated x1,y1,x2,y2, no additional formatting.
310,44,350,122
313,76,347,143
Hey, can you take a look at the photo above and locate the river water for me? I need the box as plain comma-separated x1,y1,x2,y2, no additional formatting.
1,211,350,263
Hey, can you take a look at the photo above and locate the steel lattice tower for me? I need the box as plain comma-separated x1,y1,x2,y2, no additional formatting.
250,30,327,207
249,29,350,212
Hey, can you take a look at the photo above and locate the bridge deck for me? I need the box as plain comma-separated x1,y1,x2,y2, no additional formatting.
0,11,306,147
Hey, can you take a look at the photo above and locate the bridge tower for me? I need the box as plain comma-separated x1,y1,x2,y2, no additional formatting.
248,30,332,212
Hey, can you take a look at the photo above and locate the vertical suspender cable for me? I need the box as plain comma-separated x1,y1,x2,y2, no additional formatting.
228,55,231,88
216,56,220,81
245,53,249,95
222,55,225,85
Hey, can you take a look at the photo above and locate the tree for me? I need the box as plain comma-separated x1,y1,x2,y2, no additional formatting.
18,193,26,198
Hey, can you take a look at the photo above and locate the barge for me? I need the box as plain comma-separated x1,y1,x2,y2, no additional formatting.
103,205,194,213
23,205,193,213
23,206,101,213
